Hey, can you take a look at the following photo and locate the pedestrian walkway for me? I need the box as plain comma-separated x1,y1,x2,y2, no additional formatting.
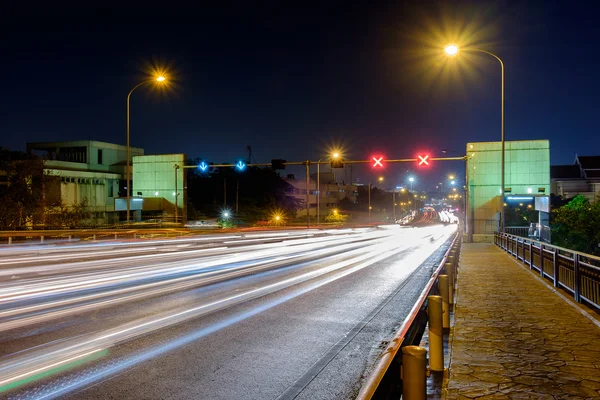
445,243,600,399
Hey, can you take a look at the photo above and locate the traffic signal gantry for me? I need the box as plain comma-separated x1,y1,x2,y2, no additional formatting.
177,153,466,228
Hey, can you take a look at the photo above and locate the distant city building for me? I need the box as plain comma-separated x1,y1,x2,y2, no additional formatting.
23,140,186,225
27,140,143,225
551,155,600,202
284,172,357,216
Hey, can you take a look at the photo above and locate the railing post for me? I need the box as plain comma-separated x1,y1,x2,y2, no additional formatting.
438,275,450,329
401,346,427,400
573,254,581,303
427,295,444,372
552,250,559,287
529,241,533,269
540,244,544,277
40,236,44,243
8,237,12,245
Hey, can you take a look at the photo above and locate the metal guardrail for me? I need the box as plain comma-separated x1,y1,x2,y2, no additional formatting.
503,226,529,237
495,232,600,311
356,231,461,399
0,227,193,245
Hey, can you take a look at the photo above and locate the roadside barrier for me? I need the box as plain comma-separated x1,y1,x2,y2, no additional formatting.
356,232,461,399
495,232,600,310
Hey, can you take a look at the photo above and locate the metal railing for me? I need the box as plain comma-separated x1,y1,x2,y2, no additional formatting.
356,231,461,399
495,232,600,311
0,227,192,245
503,226,529,237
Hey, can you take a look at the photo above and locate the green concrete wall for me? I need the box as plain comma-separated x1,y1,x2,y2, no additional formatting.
466,140,550,236
133,154,186,218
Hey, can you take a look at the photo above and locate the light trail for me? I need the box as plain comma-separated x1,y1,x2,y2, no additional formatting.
0,224,457,398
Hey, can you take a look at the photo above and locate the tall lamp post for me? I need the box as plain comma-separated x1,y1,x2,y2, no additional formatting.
408,176,414,191
368,176,384,223
317,152,340,225
126,75,166,224
445,44,505,231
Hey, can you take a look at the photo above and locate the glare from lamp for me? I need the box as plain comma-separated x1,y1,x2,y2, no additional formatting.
444,44,459,56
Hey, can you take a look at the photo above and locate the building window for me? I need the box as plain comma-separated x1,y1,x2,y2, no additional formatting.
107,179,114,197
98,149,103,165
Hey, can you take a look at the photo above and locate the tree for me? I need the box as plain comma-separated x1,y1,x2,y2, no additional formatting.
185,159,301,223
0,148,46,228
552,195,600,255
45,199,90,228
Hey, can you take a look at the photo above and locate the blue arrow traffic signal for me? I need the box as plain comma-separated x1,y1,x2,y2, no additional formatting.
198,162,209,172
235,161,246,171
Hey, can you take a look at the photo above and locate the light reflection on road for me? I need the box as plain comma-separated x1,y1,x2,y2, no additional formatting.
0,224,456,397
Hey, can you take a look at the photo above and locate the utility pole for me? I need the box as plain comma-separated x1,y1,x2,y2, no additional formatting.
236,180,239,213
368,183,371,223
174,164,180,224
393,191,396,222
305,161,310,228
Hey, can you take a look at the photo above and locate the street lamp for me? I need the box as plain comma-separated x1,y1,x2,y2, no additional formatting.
317,152,340,225
445,43,505,231
126,75,167,224
368,176,385,223
408,176,414,191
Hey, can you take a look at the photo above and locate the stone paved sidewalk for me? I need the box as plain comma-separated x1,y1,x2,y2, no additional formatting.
446,243,600,399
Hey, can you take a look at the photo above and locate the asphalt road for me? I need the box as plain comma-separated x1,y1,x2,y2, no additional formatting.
0,224,457,399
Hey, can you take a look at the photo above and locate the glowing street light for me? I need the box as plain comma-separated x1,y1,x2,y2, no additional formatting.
444,44,459,56
126,74,168,224
408,176,415,191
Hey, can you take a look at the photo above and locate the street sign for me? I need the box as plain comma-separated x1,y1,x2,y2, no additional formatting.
372,156,384,167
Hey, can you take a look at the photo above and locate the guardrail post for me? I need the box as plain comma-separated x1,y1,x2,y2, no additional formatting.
68,235,72,241
438,275,450,329
573,254,581,303
401,346,427,400
8,237,12,245
552,250,558,287
427,295,444,372
115,233,118,239
93,234,96,241
445,262,454,305
40,236,44,243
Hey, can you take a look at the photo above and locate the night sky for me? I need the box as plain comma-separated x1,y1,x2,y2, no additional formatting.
2,2,599,189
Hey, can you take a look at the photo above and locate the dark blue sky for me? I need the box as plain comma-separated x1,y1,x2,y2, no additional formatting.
1,1,599,190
